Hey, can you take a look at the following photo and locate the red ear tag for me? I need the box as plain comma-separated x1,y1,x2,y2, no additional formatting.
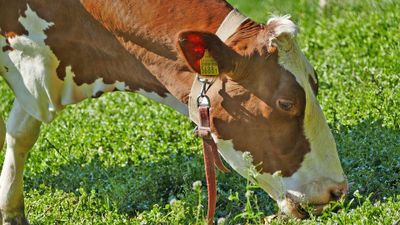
200,50,219,76
181,33,206,73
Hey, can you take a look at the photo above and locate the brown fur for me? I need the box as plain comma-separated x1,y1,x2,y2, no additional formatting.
1,0,315,176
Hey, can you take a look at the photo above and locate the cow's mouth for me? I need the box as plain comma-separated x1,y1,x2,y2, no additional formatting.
282,181,349,218
296,203,328,218
282,192,330,219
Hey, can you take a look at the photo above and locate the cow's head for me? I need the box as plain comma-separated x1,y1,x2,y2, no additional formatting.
177,16,347,218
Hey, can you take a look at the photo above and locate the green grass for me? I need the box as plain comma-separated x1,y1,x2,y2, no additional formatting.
1,0,399,224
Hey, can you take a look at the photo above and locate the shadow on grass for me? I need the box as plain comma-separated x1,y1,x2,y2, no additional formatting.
24,152,206,216
23,119,399,218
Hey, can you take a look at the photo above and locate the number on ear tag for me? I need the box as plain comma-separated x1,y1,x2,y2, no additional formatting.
200,50,219,76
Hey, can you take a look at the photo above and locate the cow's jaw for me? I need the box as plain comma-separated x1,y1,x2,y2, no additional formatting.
214,133,346,218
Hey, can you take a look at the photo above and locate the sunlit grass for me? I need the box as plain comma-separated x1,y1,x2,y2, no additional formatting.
0,0,399,224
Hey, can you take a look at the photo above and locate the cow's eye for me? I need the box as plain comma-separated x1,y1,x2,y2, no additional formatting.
277,99,294,111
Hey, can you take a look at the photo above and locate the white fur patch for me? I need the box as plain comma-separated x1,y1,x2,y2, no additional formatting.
264,16,298,54
0,5,61,122
18,5,54,42
267,15,298,39
61,66,129,106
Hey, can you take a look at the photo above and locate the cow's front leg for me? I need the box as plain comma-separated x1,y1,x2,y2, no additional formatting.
0,101,41,225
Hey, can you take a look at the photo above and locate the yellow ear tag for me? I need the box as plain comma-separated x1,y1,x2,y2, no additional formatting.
200,50,219,76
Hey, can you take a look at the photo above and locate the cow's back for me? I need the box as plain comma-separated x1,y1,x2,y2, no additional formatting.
0,0,230,121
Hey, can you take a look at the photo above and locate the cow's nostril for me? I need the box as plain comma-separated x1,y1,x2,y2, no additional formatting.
329,180,348,202
330,190,344,201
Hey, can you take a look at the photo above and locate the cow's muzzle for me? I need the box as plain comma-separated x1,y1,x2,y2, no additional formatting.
279,180,348,219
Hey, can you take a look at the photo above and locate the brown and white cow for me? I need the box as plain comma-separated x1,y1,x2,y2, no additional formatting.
0,0,347,224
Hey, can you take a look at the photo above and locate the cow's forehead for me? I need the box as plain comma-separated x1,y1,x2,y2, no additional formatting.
278,43,345,182
275,40,315,91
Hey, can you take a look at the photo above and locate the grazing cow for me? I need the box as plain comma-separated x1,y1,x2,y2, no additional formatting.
0,0,348,224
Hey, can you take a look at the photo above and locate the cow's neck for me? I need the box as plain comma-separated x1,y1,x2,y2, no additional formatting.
81,0,233,105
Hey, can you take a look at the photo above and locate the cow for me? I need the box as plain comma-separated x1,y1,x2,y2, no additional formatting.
0,0,348,224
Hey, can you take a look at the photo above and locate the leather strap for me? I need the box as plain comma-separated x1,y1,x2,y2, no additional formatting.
198,106,217,224
196,106,230,224
196,106,230,173
216,9,248,42
189,9,248,224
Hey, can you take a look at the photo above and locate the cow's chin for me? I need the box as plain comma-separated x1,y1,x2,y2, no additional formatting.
276,192,328,219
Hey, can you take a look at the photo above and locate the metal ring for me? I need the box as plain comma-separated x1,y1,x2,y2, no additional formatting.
197,74,208,83
197,95,211,107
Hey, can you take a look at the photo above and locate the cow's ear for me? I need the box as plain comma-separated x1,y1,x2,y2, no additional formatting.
177,31,242,77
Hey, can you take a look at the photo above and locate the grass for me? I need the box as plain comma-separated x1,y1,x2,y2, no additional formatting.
0,0,399,224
